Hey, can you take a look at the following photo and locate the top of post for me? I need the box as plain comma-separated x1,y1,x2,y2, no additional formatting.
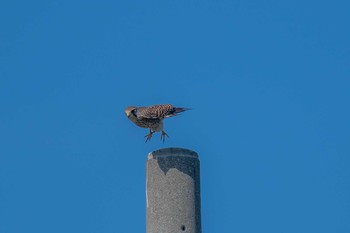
148,147,198,160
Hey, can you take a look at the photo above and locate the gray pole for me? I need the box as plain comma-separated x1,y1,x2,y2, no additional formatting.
146,147,201,233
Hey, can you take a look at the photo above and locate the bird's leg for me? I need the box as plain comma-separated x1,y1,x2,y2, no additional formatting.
161,130,169,143
144,129,154,143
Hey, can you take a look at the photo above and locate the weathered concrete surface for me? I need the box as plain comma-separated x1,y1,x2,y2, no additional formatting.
146,148,201,233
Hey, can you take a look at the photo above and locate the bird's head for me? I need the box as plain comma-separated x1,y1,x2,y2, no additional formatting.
124,106,137,118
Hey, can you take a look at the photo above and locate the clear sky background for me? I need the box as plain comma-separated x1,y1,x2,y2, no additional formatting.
1,0,349,232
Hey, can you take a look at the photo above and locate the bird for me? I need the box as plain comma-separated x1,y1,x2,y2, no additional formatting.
124,104,190,143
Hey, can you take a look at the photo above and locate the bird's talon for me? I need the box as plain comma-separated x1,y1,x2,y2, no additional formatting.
144,130,154,143
161,131,169,143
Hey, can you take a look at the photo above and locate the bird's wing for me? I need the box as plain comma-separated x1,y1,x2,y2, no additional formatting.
135,104,175,119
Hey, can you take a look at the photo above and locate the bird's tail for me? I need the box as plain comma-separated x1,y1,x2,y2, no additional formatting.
172,107,191,116
174,107,191,114
165,107,191,118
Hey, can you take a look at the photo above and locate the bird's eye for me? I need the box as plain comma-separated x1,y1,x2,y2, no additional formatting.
131,109,137,116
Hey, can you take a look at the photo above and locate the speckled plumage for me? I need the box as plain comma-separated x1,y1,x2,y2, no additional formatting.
124,104,189,142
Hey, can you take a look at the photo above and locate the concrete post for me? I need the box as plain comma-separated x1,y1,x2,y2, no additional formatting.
146,147,201,233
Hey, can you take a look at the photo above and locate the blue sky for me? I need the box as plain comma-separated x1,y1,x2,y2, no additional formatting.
1,0,349,232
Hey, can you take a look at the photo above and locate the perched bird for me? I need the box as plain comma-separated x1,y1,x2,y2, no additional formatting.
124,104,190,143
